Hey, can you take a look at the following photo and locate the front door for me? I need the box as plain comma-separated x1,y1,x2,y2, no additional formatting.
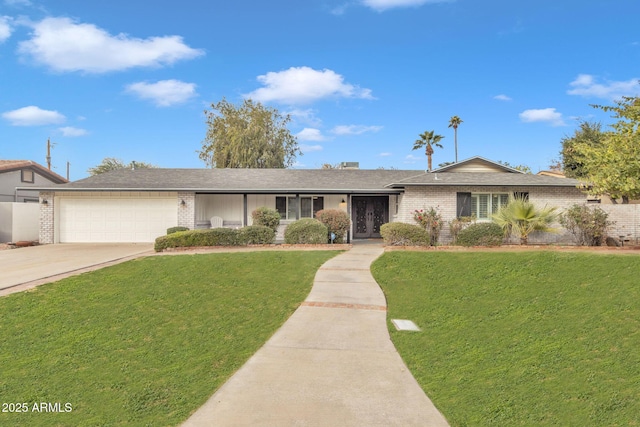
352,196,388,239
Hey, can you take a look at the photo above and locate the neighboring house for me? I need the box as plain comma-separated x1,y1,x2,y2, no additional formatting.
0,160,68,243
0,160,68,202
31,156,592,245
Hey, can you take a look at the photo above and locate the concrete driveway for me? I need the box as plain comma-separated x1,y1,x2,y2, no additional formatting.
0,243,153,295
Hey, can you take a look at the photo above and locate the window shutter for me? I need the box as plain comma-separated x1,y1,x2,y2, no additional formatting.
456,192,471,217
313,197,324,217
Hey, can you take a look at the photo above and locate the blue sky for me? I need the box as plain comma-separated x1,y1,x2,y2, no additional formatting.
1,0,639,180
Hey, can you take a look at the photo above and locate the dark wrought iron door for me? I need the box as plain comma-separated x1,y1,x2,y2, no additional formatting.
352,197,388,238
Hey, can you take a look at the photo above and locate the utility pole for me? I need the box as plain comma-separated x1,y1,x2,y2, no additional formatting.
46,138,52,170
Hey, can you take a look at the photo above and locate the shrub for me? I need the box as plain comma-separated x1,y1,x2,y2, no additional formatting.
167,226,189,235
251,207,281,232
284,219,328,244
448,216,475,244
413,207,443,245
154,228,243,252
315,209,351,243
559,204,613,246
380,222,430,246
455,222,504,247
492,195,558,245
240,225,276,245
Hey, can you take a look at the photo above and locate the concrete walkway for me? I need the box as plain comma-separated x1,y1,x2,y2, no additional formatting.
183,243,449,426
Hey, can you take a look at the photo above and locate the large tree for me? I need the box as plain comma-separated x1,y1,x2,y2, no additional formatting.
88,158,157,176
448,116,463,163
560,121,605,179
566,96,640,203
412,130,444,172
199,98,301,168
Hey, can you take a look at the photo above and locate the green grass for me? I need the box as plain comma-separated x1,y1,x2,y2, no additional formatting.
372,251,640,426
0,251,339,426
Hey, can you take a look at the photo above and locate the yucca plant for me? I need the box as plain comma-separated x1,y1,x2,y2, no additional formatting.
492,195,558,245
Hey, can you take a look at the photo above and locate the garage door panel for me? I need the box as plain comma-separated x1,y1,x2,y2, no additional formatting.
59,197,178,243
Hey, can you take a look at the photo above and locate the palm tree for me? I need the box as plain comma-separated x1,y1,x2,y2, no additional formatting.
448,116,463,163
412,130,444,172
492,194,558,245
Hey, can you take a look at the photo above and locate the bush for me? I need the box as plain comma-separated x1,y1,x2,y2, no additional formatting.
380,222,430,246
240,225,276,245
448,216,475,244
167,226,189,235
155,228,243,252
559,204,613,246
412,207,443,245
455,222,504,247
315,209,350,243
251,207,281,232
284,219,328,244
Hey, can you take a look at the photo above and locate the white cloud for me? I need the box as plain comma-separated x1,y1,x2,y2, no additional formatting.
125,80,197,107
331,124,383,135
300,144,323,153
4,0,32,6
493,94,512,101
18,17,204,73
296,128,327,141
0,16,12,43
2,105,65,126
58,126,87,137
245,66,374,105
286,108,322,127
404,154,422,163
379,152,392,157
567,74,640,100
361,0,451,12
519,108,566,127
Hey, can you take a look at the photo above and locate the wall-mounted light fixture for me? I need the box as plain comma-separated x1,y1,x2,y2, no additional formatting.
41,199,48,205
180,199,186,206
339,198,347,208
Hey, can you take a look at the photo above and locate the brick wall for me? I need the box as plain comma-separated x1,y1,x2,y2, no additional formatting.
177,191,196,229
39,191,54,244
397,185,587,244
599,204,640,245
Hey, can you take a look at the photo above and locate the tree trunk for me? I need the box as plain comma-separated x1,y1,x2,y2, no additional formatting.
426,145,434,171
454,128,458,163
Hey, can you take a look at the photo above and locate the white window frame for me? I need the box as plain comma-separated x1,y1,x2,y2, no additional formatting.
470,192,509,220
276,196,313,220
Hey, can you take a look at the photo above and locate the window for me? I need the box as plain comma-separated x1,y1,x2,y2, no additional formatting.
457,192,510,220
21,169,34,183
276,196,323,220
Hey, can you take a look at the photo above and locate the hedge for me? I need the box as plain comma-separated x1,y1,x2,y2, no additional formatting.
455,222,504,247
167,226,189,235
251,207,281,232
380,222,430,246
155,228,244,252
240,225,276,245
315,209,350,243
284,219,328,244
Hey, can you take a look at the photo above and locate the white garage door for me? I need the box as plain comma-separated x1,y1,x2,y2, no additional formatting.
58,197,178,243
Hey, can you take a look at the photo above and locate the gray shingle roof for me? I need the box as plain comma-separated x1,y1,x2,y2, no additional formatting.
386,172,581,187
29,167,581,192
44,168,426,193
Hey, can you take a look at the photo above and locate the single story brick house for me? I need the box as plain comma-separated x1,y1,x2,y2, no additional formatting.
32,157,587,244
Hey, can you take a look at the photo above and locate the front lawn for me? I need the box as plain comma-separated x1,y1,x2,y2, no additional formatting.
0,251,338,426
372,251,640,426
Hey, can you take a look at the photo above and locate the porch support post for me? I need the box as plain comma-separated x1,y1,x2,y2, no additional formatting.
347,194,351,243
243,194,248,226
296,193,300,220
